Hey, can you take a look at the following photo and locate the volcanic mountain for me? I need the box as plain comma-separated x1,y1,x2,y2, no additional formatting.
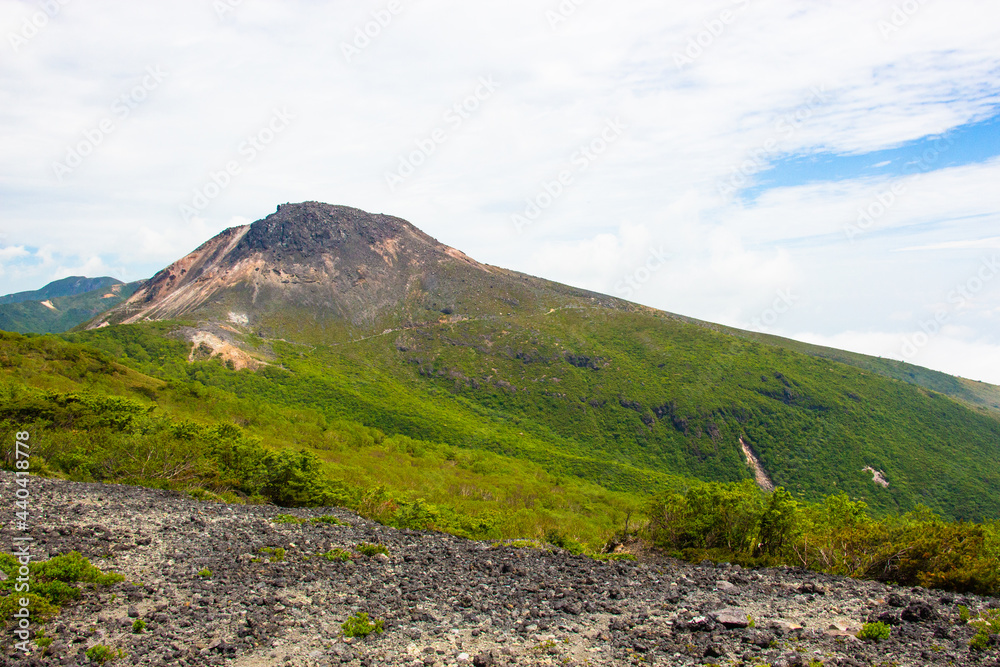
92,202,625,339
82,202,1000,521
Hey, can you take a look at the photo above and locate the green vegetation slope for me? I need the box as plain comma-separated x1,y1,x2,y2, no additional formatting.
0,278,140,334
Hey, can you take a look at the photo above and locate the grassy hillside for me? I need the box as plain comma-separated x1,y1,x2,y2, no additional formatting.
0,330,647,549
3,328,998,596
730,327,1000,418
58,306,1000,523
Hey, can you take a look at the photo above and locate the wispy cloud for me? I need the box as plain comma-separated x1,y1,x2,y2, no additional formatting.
897,237,1000,251
1,0,999,382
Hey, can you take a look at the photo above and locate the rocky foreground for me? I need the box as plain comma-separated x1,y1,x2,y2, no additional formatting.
2,473,998,667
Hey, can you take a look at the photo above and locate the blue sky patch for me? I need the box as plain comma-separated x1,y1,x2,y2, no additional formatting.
740,112,1000,202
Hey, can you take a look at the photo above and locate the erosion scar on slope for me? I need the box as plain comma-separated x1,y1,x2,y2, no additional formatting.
740,437,775,492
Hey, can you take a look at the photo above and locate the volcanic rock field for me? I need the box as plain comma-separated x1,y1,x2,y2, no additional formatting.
2,472,998,666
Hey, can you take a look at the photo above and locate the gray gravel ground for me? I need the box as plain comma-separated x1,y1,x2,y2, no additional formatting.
1,472,999,666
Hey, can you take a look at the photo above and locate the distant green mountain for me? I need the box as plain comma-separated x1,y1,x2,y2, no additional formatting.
0,276,122,305
0,278,141,334
65,202,1000,523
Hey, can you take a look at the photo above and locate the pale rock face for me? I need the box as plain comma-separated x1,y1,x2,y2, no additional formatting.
228,311,249,326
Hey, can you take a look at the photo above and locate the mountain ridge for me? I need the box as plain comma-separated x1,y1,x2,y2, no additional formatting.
49,201,1000,522
0,275,121,305
0,277,141,334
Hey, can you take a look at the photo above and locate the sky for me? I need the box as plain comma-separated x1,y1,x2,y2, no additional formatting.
1,0,999,383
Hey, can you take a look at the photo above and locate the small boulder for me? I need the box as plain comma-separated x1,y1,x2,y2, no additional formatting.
901,602,938,623
472,652,494,667
710,608,750,629
887,592,909,608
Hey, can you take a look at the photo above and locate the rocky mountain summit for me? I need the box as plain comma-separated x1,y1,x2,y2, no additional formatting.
89,202,614,336
3,472,998,667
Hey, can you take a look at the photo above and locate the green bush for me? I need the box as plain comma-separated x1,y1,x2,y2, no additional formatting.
131,619,146,634
647,482,1000,596
969,608,1000,651
311,514,346,525
0,551,122,622
959,605,971,623
321,548,353,562
392,498,440,531
544,529,586,555
273,514,305,524
35,628,53,651
85,644,123,664
341,611,384,638
592,553,637,562
258,547,285,562
197,568,211,578
355,543,389,557
0,593,59,624
857,621,891,641
969,628,990,651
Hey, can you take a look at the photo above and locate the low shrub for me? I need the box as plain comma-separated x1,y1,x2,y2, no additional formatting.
857,621,892,641
0,551,122,625
969,609,1000,651
311,514,346,525
321,548,353,562
258,547,285,562
341,612,384,638
85,644,124,664
355,543,389,557
592,553,636,562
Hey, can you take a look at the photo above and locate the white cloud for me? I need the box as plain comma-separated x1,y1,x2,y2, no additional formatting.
0,245,29,262
0,0,999,382
899,237,1000,251
52,256,124,282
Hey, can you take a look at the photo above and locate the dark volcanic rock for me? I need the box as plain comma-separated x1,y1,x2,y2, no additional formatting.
1,471,998,666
